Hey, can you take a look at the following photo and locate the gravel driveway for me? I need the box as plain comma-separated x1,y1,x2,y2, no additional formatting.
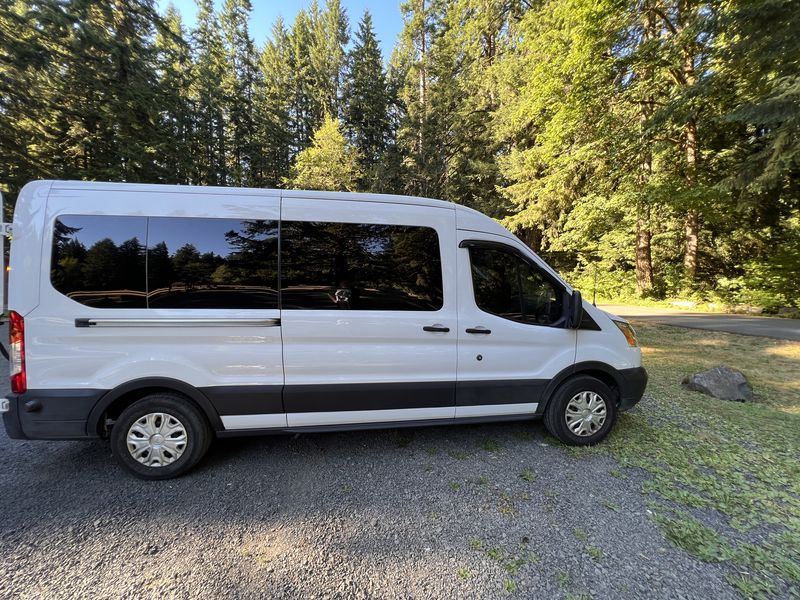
0,368,738,599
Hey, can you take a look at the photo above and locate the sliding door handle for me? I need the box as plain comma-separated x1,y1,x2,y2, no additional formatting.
465,327,491,335
423,324,450,333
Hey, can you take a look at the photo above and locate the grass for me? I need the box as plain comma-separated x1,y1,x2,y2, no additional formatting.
482,439,501,452
585,545,603,561
457,567,473,580
519,467,537,482
555,571,571,589
595,323,800,598
468,538,540,593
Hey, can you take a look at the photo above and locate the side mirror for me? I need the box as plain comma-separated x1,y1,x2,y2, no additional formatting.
569,290,583,329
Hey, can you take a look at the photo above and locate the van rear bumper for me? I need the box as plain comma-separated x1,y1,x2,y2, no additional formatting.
2,390,103,440
618,366,648,411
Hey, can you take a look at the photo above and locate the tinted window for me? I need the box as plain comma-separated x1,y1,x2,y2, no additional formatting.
469,246,564,325
147,218,278,309
281,221,443,310
51,216,147,308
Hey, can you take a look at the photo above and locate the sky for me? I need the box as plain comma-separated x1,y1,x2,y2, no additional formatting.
157,0,404,61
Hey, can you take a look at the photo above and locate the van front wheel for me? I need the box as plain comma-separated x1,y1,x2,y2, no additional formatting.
543,376,617,446
110,393,211,480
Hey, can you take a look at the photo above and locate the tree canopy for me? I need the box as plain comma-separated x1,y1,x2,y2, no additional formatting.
0,0,797,309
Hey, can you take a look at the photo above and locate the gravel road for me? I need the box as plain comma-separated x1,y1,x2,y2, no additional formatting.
0,372,738,599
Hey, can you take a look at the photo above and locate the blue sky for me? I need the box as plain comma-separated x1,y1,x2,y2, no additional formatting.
157,0,404,60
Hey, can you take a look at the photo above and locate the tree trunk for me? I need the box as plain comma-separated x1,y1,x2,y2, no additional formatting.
635,2,656,296
636,215,654,295
683,206,699,279
417,0,426,156
679,1,699,280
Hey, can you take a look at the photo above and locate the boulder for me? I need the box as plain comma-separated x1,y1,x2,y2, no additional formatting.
682,366,754,402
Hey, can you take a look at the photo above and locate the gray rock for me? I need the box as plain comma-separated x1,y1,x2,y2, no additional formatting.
682,366,753,401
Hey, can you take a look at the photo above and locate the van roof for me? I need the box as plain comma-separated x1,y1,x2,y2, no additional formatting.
48,180,455,211
42,180,512,238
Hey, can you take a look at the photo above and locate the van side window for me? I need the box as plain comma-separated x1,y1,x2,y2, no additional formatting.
281,221,443,311
468,246,565,325
51,216,148,308
147,218,279,309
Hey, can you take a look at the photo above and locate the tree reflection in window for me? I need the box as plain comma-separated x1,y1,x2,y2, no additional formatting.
281,221,443,311
146,218,279,309
51,216,147,308
50,216,279,309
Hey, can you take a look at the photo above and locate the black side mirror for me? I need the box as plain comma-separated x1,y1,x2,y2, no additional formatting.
569,290,583,329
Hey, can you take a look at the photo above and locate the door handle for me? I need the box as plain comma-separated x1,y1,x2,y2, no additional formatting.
423,324,450,333
465,327,491,335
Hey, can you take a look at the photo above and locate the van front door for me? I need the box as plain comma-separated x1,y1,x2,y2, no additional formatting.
455,232,577,418
280,197,458,427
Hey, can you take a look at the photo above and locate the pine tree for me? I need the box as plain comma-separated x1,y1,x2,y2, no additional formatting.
287,115,362,191
342,10,389,191
395,0,444,197
310,0,349,118
0,0,66,206
154,5,194,184
192,0,227,185
286,9,318,154
253,18,293,187
220,0,258,186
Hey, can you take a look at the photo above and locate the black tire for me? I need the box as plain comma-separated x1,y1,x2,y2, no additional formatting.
110,393,212,480
543,375,618,446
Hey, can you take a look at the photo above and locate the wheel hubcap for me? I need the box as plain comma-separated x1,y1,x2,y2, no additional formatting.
565,391,607,437
126,412,187,467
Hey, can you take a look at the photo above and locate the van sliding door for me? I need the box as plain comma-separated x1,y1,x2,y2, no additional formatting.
280,197,458,427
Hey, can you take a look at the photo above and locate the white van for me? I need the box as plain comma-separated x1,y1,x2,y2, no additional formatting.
1,181,646,479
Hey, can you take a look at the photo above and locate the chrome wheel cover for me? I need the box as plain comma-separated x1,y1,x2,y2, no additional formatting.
565,391,607,437
126,412,187,467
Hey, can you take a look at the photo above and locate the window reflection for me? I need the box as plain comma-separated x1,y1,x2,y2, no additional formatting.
281,221,443,311
469,246,564,325
51,216,148,308
147,218,279,309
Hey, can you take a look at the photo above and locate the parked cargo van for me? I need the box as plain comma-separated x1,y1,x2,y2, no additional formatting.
1,181,646,479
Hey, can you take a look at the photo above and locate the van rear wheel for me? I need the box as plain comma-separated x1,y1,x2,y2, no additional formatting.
543,376,617,446
110,393,211,480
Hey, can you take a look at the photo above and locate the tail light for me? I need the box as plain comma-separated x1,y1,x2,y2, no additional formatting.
9,310,26,393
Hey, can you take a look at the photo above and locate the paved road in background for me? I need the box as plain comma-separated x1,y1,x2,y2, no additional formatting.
599,304,800,341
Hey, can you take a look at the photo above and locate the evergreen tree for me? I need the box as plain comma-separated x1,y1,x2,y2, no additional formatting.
342,10,389,191
286,10,318,154
310,0,349,118
220,0,258,186
192,0,227,185
395,0,444,197
253,18,293,187
0,0,65,206
154,5,194,184
287,115,362,191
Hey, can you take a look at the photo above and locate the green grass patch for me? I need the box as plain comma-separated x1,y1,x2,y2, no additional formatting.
457,567,473,580
602,323,800,596
503,579,517,593
585,545,603,561
482,439,501,452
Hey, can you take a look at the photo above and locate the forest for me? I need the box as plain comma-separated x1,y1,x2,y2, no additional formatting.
0,0,798,309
